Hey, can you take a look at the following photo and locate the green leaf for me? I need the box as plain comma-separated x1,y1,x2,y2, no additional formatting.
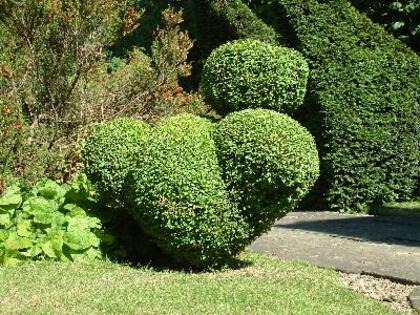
63,204,87,217
391,21,405,30
0,230,9,241
63,247,101,262
38,229,64,258
96,230,116,245
0,185,22,212
40,240,57,258
29,245,42,257
64,230,99,250
17,220,33,238
4,233,32,251
0,214,11,227
2,255,22,267
33,179,67,203
66,215,98,232
33,211,57,225
22,197,58,216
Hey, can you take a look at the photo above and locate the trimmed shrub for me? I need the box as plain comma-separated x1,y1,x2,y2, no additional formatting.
183,0,280,58
81,118,150,204
274,0,420,211
209,0,281,46
214,109,320,238
201,39,309,115
126,114,249,267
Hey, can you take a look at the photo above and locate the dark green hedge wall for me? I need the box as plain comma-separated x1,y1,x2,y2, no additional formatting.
350,0,419,53
274,0,420,211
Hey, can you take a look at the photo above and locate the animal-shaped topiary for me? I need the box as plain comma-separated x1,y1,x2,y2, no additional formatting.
81,110,319,267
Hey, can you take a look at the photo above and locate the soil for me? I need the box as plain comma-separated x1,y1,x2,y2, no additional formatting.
339,272,416,313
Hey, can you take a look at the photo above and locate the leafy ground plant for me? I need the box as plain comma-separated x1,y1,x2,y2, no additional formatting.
0,174,107,266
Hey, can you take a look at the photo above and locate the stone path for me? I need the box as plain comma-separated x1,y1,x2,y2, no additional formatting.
250,211,420,284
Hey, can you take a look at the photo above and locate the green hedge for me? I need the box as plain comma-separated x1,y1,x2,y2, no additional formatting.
184,0,279,58
349,0,419,53
214,109,319,238
209,0,280,45
201,39,309,114
81,118,150,205
274,0,420,211
126,114,249,267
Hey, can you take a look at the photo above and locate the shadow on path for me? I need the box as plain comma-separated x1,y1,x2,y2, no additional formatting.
250,212,420,283
274,214,420,247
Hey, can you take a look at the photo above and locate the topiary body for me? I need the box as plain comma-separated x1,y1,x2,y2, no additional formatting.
126,114,249,267
214,109,319,239
81,118,150,205
201,39,309,115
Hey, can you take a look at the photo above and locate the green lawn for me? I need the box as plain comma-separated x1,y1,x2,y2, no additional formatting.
0,252,400,315
371,200,420,216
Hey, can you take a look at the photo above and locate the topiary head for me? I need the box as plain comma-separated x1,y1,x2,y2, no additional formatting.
201,39,309,115
80,117,150,206
214,109,320,239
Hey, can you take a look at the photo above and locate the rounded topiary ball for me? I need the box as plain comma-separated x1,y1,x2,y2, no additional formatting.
214,109,320,239
201,39,309,115
81,117,150,204
126,114,249,267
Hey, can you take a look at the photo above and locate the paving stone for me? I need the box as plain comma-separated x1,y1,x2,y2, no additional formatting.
250,212,420,284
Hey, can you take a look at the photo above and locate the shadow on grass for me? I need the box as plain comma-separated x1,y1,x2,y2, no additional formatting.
370,201,420,216
274,213,420,247
105,239,253,273
99,210,253,273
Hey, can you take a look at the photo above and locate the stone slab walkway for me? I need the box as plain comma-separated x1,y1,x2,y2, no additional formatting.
250,211,420,284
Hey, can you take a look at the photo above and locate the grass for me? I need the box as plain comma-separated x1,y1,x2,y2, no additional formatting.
371,200,420,216
0,252,401,315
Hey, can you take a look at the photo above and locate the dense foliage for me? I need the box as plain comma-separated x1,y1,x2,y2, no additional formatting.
208,0,280,45
0,6,197,186
214,109,319,238
201,39,309,115
126,114,249,267
81,118,150,205
273,0,420,211
0,174,105,266
183,0,281,88
246,0,419,52
184,0,279,58
4,0,419,269
80,111,319,267
350,0,419,53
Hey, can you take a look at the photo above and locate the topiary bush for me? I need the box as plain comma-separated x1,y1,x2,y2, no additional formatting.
80,111,320,267
272,0,420,212
81,118,150,205
201,39,309,115
214,109,319,238
126,114,249,267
